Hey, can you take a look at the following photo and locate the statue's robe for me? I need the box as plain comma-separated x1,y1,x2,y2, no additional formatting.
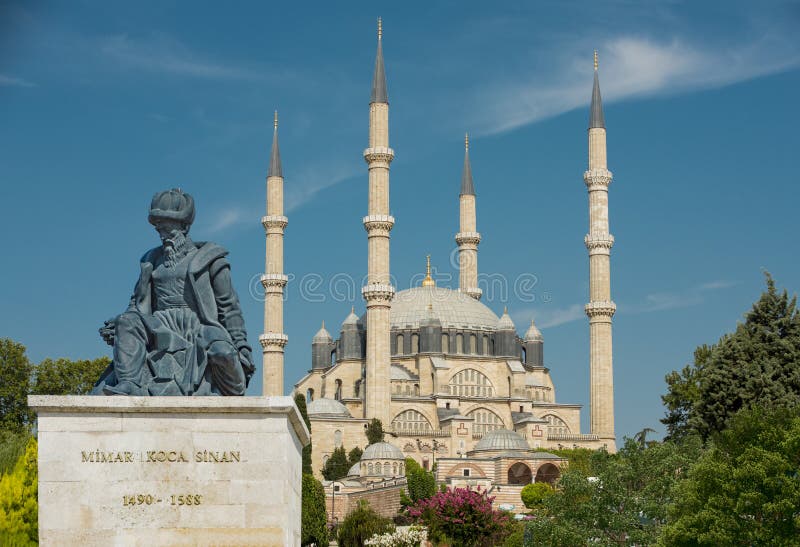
93,242,254,396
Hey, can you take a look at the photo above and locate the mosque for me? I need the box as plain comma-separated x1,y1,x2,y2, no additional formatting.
257,19,617,506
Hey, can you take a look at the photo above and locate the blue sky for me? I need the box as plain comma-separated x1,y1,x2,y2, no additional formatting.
1,1,798,441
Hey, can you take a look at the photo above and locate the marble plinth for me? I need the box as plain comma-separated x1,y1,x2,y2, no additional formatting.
28,395,310,547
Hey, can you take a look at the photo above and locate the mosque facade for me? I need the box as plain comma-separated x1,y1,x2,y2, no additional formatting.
260,20,617,492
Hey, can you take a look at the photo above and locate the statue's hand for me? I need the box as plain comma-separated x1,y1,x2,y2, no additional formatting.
99,317,117,346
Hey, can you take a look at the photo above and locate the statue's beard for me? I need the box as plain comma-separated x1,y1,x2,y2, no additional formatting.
163,233,193,268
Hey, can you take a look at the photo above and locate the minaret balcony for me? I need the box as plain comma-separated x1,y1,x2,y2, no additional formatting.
362,283,395,304
583,168,613,190
362,215,395,234
259,332,289,349
584,233,615,255
363,146,395,164
260,273,289,290
455,231,481,246
261,215,288,232
584,301,617,320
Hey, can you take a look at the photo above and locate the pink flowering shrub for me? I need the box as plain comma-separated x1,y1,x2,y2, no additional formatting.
407,487,509,546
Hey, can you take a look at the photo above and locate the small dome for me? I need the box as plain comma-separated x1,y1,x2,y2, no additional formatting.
362,442,404,461
342,307,363,328
497,308,516,331
347,462,361,477
524,319,543,341
306,398,351,417
313,321,333,343
472,429,530,452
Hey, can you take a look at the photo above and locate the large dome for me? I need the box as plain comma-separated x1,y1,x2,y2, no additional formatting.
472,429,530,452
388,286,500,331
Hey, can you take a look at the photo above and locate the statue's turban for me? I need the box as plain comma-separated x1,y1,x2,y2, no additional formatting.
148,188,195,227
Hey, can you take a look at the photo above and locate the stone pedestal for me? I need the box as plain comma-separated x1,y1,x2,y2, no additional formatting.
28,395,310,547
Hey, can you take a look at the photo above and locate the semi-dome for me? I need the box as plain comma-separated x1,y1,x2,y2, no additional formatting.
472,429,530,452
362,442,404,460
347,462,361,477
306,397,351,417
388,286,500,331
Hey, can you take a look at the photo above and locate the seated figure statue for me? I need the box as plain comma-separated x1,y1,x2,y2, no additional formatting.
93,189,254,396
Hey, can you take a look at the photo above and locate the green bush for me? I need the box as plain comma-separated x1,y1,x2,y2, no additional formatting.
400,457,435,506
0,430,30,476
301,473,329,547
0,438,37,545
337,500,394,547
520,482,554,510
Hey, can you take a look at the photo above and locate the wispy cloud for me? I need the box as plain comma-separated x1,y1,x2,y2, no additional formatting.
0,74,35,87
206,207,250,234
514,279,736,329
100,33,262,80
626,279,736,314
286,161,362,213
470,32,800,135
513,303,585,329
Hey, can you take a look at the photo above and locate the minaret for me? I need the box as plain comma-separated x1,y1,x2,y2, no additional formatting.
362,18,395,425
584,51,616,449
259,110,289,397
456,133,482,300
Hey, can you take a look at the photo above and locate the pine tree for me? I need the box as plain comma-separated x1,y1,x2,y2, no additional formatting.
661,273,800,440
301,473,329,547
365,418,384,445
321,446,351,481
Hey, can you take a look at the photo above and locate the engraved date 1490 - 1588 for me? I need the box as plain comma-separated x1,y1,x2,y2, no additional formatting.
122,494,203,506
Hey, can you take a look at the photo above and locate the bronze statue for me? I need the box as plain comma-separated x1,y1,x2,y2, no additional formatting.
93,189,254,396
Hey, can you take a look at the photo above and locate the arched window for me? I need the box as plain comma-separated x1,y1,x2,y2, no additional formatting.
396,334,404,355
354,379,362,398
411,333,419,354
414,384,419,396
483,335,489,355
306,388,314,402
449,369,495,398
456,333,464,353
535,463,561,485
405,384,411,395
331,349,336,366
543,414,571,436
521,346,527,363
392,409,432,433
334,430,342,447
334,379,342,401
393,462,398,475
469,334,477,354
442,333,449,353
368,463,374,475
467,407,504,435
508,462,533,485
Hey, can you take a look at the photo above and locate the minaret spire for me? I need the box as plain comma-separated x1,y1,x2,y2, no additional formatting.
268,110,282,178
584,50,616,450
590,50,605,129
370,17,388,104
260,110,289,396
362,19,395,425
456,133,481,299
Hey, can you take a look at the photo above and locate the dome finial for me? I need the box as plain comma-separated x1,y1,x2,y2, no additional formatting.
351,305,355,314
321,320,325,329
594,49,598,71
422,255,435,287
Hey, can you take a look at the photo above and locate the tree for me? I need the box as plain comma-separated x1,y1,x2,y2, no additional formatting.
31,357,110,395
408,487,509,547
301,473,329,547
400,458,435,506
322,446,351,481
0,430,30,476
365,418,384,445
660,407,800,546
294,393,313,475
661,274,800,440
525,439,702,546
348,447,363,466
0,339,34,433
0,438,37,545
337,500,394,547
520,482,554,511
